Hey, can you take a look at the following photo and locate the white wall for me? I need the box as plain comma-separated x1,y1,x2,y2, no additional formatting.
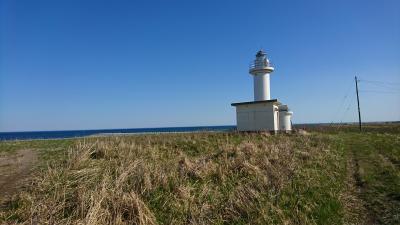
279,111,293,131
253,74,270,101
235,103,278,131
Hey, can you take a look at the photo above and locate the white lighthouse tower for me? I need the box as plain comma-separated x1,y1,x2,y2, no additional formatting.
250,50,274,101
231,50,293,132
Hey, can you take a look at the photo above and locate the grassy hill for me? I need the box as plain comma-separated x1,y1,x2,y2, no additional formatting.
1,125,399,224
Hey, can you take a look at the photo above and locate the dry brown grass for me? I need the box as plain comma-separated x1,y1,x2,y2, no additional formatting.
2,132,347,224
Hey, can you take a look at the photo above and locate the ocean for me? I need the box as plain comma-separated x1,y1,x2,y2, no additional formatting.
0,126,236,141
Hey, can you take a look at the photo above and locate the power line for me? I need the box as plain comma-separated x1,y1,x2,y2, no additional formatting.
358,79,400,86
338,92,356,125
329,79,354,125
359,81,400,91
360,90,400,94
330,77,398,128
334,93,356,130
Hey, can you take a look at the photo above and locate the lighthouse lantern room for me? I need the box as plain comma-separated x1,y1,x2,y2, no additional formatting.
231,50,293,132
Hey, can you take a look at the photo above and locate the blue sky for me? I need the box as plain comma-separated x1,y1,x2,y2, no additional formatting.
1,0,399,132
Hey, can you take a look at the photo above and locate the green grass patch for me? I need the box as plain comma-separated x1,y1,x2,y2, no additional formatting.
341,132,400,224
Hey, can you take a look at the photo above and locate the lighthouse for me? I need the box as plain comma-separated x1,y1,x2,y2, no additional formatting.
231,50,293,132
250,50,274,101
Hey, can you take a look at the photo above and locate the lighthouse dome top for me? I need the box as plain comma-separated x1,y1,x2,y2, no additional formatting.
256,50,266,57
249,50,274,75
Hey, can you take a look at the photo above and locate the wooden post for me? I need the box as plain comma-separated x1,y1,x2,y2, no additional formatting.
355,76,362,131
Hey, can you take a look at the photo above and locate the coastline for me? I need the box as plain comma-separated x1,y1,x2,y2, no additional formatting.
0,125,235,142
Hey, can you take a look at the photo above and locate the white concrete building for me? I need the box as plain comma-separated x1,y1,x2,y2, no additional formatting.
231,50,293,132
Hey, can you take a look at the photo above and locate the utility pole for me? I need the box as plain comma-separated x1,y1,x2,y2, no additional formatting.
355,76,362,131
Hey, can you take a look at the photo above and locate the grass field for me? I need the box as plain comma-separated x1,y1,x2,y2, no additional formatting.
0,125,399,224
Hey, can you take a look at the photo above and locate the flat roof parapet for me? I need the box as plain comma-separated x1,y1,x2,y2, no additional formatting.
231,99,280,106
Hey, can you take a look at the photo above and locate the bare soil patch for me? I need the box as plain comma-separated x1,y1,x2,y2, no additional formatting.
0,149,38,201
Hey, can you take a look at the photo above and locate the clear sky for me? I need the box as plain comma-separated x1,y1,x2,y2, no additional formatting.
1,0,399,132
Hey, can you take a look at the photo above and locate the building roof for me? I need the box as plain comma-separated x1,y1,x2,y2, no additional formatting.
231,99,280,106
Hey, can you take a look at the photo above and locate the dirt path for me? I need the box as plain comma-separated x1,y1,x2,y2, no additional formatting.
342,148,377,225
0,149,38,201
